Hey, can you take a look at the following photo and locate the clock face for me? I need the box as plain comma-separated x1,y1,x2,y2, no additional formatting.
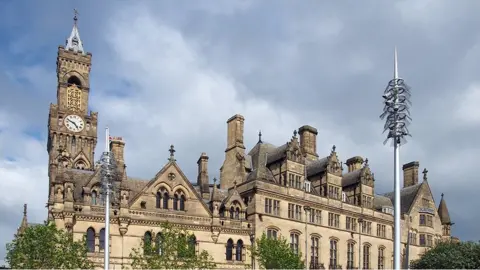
64,115,85,132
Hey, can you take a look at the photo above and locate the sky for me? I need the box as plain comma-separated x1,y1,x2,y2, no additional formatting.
1,0,480,264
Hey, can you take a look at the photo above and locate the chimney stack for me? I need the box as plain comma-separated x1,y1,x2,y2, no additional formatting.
403,161,419,188
225,114,245,151
221,114,246,190
197,152,210,199
346,156,364,172
298,125,319,160
109,136,126,176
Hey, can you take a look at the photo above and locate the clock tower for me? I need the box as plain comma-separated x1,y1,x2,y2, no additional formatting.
47,11,98,175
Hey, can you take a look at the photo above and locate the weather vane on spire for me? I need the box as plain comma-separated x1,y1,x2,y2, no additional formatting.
73,9,79,24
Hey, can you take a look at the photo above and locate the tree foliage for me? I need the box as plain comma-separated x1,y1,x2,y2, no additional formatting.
5,222,93,269
410,240,480,269
251,233,304,269
128,222,216,269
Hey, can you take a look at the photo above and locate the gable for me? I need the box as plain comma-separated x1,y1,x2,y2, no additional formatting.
408,181,444,229
129,161,212,217
221,187,247,210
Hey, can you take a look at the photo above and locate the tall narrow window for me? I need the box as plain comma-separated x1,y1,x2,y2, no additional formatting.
329,239,338,268
188,235,197,257
180,195,186,211
99,228,105,251
144,231,152,254
173,194,178,210
86,228,95,252
290,233,299,255
236,240,244,261
91,191,97,205
363,244,371,269
163,192,169,209
347,242,355,269
226,239,233,261
230,207,234,219
311,236,319,268
235,207,240,220
156,233,163,255
156,192,162,208
378,247,385,269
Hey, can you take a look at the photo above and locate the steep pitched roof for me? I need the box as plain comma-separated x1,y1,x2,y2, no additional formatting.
306,157,329,176
374,195,393,210
438,193,452,225
383,183,422,215
65,11,85,53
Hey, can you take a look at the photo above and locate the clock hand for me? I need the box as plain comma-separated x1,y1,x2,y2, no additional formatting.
67,119,79,129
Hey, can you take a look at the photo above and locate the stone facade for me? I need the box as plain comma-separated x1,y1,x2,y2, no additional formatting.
17,17,457,270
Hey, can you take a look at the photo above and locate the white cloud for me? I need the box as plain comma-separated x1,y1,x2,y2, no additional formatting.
454,83,480,124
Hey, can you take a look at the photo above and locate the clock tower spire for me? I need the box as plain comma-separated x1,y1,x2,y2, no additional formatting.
47,9,98,174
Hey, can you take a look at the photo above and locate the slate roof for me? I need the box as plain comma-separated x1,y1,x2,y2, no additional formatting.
342,169,362,187
382,183,422,215
374,194,393,210
438,194,452,225
306,157,329,176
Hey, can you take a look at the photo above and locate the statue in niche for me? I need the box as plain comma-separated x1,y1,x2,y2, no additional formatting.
66,186,73,200
56,188,63,200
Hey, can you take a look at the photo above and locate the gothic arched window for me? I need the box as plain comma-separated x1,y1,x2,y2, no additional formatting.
91,191,97,205
329,239,338,268
363,244,371,269
188,235,197,257
163,192,169,209
378,247,385,269
67,76,82,87
180,195,186,211
86,227,95,252
235,207,240,220
236,239,244,261
226,238,233,261
347,241,355,269
144,231,152,254
311,236,320,267
173,194,178,210
156,233,163,255
99,228,105,251
156,192,162,208
229,207,234,219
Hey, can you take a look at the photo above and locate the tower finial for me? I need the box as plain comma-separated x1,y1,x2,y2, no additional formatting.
168,145,176,162
258,130,263,143
441,193,444,198
73,8,79,25
65,8,85,53
23,204,27,217
394,46,398,80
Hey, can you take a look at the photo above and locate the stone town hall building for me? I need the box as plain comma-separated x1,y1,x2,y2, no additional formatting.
17,15,457,269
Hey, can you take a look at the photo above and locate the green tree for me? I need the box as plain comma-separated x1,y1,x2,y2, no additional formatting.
410,240,480,269
5,222,93,269
128,222,216,269
251,233,304,269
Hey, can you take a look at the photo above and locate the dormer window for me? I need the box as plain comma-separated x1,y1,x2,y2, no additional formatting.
382,207,394,215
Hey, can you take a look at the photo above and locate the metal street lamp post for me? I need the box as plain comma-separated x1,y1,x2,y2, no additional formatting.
98,127,118,270
379,48,412,270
